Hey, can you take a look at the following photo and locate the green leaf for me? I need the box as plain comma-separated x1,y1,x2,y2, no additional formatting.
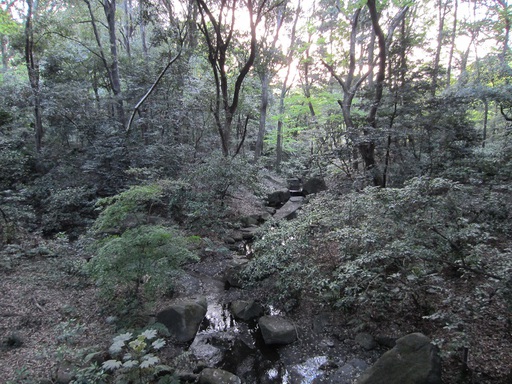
140,353,160,368
102,359,122,371
152,338,166,350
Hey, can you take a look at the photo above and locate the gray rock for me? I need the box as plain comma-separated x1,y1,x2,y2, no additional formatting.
190,334,224,366
267,189,291,207
198,368,242,384
355,332,377,350
258,315,297,345
303,177,327,195
265,207,277,215
224,237,236,244
240,226,259,240
346,357,369,372
156,297,207,342
273,198,303,221
225,260,248,288
230,300,264,321
357,333,442,384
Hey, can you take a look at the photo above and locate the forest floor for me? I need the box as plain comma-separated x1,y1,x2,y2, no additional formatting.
1,178,512,383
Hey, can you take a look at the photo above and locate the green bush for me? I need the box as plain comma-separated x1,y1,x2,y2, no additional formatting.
87,183,198,307
244,177,512,316
181,152,260,230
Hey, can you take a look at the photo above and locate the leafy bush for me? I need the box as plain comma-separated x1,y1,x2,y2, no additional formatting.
41,186,97,238
87,183,198,307
244,177,512,318
101,329,177,384
181,152,260,230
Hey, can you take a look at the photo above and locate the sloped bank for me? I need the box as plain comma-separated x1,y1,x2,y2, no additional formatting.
153,175,442,383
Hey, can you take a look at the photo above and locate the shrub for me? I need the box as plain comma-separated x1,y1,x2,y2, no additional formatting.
244,177,512,318
181,152,260,230
87,183,198,307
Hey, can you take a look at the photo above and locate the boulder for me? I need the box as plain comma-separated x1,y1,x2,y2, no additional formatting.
272,198,303,221
357,333,442,384
230,300,264,321
355,332,377,351
258,315,297,345
198,368,242,384
156,297,207,342
267,189,291,207
224,259,248,288
303,177,327,195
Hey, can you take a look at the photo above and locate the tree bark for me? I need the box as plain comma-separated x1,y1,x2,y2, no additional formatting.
1,35,8,72
432,0,449,96
25,0,43,152
447,0,458,86
104,0,126,128
366,0,388,187
255,71,269,160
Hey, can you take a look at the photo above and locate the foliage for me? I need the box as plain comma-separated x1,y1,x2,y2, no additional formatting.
72,329,178,384
181,152,260,231
245,177,512,318
87,183,198,306
41,186,97,238
0,138,35,190
88,225,196,301
101,329,176,384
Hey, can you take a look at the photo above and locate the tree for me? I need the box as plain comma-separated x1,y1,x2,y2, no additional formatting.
24,0,44,152
195,0,280,156
88,183,198,304
253,1,287,160
84,0,126,128
321,1,407,185
274,0,300,172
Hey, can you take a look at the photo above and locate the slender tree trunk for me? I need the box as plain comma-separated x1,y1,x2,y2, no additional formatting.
274,1,300,171
482,98,488,148
365,0,387,186
25,0,43,152
1,35,9,72
496,0,510,59
104,0,126,128
447,0,458,86
123,0,132,59
196,0,261,156
255,71,269,160
139,0,148,60
432,0,448,96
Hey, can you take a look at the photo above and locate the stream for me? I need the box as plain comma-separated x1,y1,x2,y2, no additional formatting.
176,250,378,384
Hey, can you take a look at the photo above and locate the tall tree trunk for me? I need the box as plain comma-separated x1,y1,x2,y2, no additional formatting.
1,35,9,72
139,0,148,60
104,0,126,128
274,1,300,171
123,0,132,59
432,0,449,96
366,0,387,187
496,0,510,59
196,0,261,156
447,0,458,86
254,5,285,161
482,98,488,148
25,0,43,152
255,71,269,160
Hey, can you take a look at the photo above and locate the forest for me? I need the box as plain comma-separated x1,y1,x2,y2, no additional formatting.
0,0,512,383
